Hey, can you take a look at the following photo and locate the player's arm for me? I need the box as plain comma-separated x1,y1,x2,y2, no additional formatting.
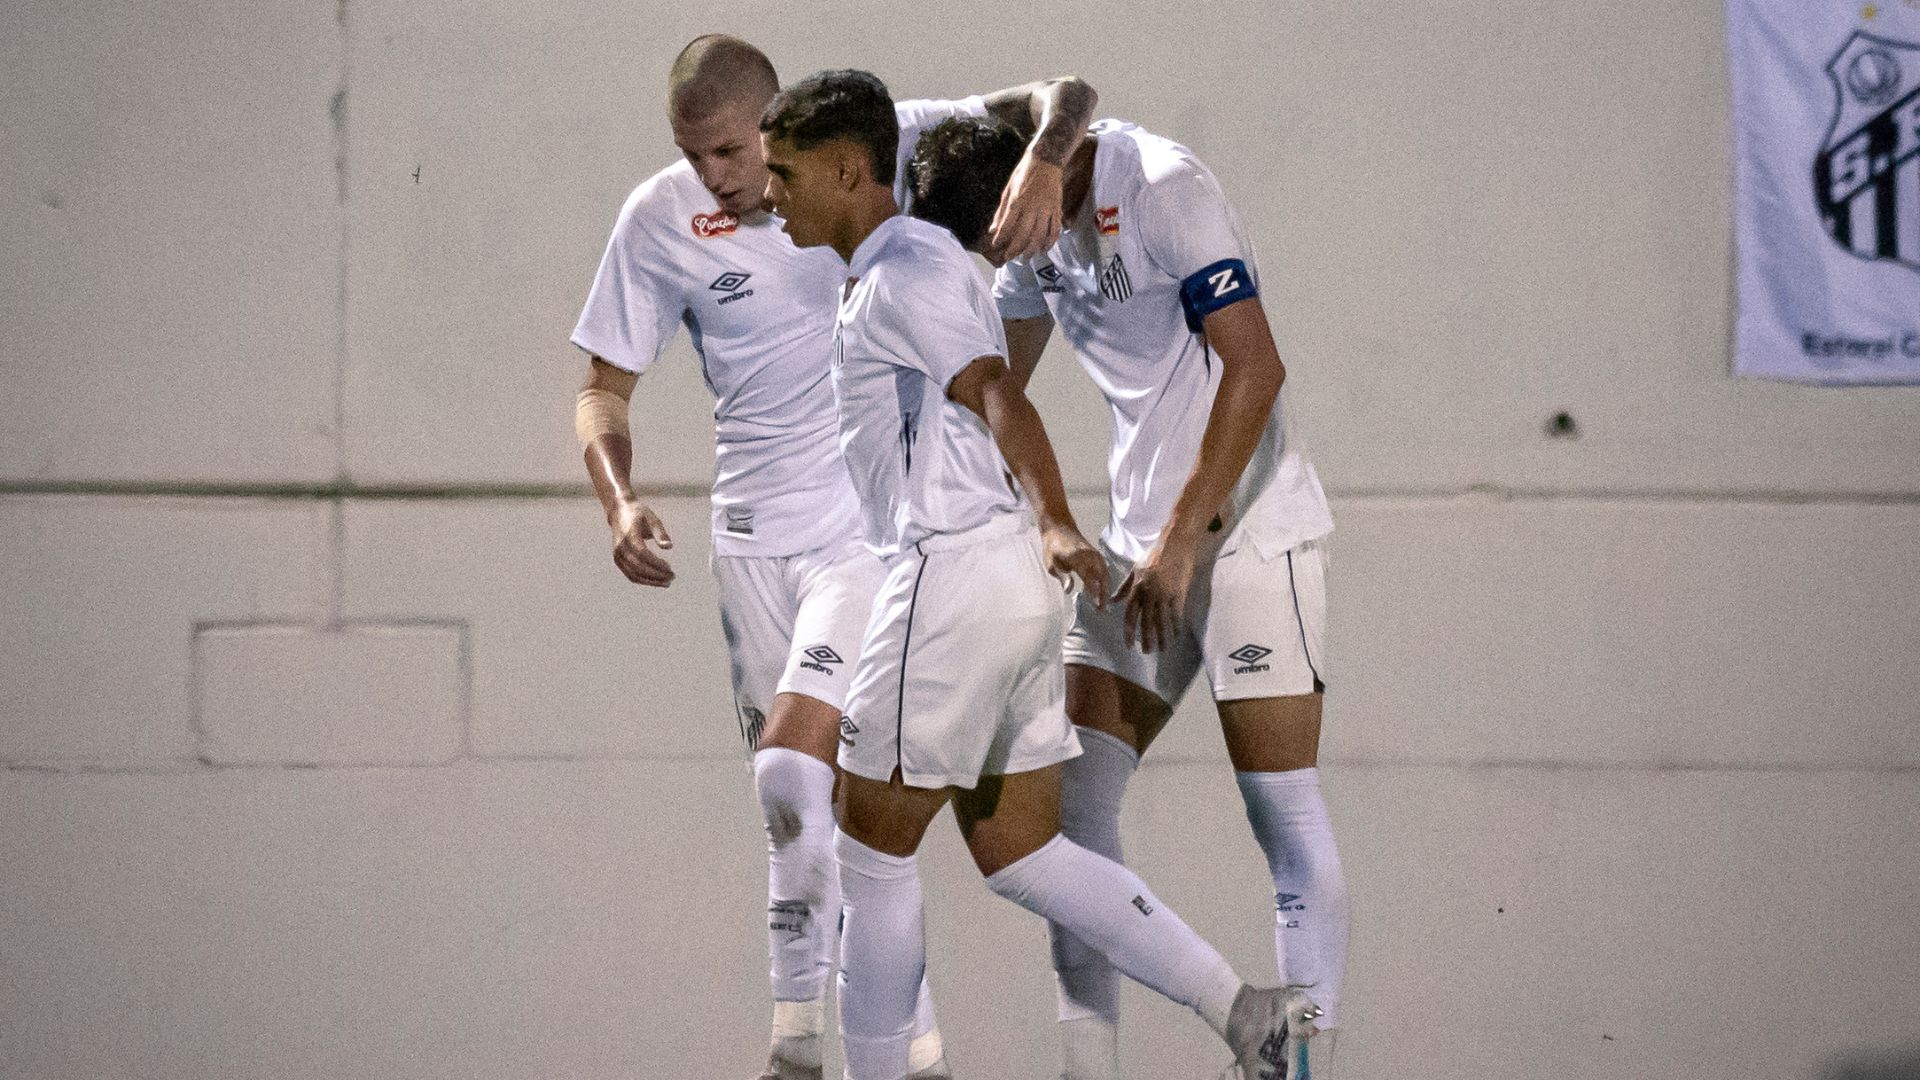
1002,314,1055,395
577,356,676,587
1122,283,1284,651
979,77,1099,259
948,357,1108,605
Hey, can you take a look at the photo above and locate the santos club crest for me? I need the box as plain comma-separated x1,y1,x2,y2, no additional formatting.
1815,32,1920,274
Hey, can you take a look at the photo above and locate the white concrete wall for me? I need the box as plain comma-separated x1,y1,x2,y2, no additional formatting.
5,0,1918,1078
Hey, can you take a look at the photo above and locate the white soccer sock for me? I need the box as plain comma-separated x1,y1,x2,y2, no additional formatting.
1237,767,1349,1030
986,834,1243,1038
906,978,944,1072
1050,728,1138,1079
755,748,841,1010
835,830,926,1080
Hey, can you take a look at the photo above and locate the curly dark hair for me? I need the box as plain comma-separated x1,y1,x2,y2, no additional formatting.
760,69,899,186
908,115,1026,249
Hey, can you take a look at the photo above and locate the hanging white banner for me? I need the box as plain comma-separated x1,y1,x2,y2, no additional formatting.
1729,0,1920,383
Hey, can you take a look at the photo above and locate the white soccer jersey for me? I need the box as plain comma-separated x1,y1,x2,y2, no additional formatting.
833,215,1022,559
570,98,987,558
994,120,1333,563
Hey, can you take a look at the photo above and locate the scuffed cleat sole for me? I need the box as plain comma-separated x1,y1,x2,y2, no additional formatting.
754,1052,824,1080
905,1054,954,1079
1221,985,1324,1080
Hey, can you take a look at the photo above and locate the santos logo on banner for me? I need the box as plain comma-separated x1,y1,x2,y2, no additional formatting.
1729,0,1920,383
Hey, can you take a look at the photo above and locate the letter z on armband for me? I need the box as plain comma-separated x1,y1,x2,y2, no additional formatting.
1178,258,1258,333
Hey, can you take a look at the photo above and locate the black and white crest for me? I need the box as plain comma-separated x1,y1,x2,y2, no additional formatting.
1814,32,1920,274
1098,254,1132,301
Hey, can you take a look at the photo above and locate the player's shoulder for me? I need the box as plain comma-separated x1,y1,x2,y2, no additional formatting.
615,159,710,232
881,218,976,283
1094,119,1217,197
894,95,986,131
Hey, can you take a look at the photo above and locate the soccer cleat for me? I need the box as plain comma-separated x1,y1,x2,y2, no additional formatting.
754,1051,824,1080
1293,1028,1336,1080
905,1054,955,1079
1220,985,1323,1080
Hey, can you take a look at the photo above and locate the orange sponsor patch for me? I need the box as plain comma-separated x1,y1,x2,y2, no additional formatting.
1095,206,1120,236
692,211,740,238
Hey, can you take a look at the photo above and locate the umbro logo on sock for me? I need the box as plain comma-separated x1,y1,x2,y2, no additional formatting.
1277,892,1306,912
1131,895,1155,917
801,645,845,675
1230,643,1273,674
839,716,859,746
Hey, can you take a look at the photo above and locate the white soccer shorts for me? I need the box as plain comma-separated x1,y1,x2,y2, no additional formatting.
838,514,1084,790
711,538,888,750
1063,535,1329,707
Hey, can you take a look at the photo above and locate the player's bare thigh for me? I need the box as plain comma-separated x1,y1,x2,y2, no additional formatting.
836,768,951,858
757,691,843,767
1065,662,1174,757
1069,661,1324,770
952,764,1065,877
1217,692,1323,773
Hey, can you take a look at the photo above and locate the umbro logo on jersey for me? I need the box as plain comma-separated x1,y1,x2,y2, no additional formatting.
1035,263,1066,293
800,645,844,675
1095,205,1120,236
839,716,860,746
710,271,755,305
691,211,739,238
1230,643,1273,674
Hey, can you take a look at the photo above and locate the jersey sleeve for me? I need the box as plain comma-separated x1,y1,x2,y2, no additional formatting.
569,188,684,374
893,96,990,206
993,259,1050,320
868,256,1005,387
1133,165,1261,332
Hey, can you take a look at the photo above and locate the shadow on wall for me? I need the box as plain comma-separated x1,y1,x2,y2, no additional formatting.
1824,1048,1920,1080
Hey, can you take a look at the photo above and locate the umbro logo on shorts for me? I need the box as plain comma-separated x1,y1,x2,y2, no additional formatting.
1230,643,1273,674
839,716,859,745
800,645,844,675
709,271,755,305
738,705,766,749
1131,894,1155,917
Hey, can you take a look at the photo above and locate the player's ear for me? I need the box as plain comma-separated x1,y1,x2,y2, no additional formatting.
835,142,864,191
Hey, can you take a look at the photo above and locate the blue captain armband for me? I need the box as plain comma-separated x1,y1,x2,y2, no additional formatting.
1178,258,1257,333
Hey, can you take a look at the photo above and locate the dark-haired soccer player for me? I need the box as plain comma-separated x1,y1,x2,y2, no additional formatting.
907,116,1345,1080
569,35,1098,1080
760,69,1318,1080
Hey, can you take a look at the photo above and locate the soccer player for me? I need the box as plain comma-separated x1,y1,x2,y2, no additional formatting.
759,69,1320,1080
569,36,1099,1080
907,115,1346,1080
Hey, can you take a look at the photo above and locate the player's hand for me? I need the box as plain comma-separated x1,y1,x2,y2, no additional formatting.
1041,523,1109,609
610,498,674,587
986,155,1065,262
1116,531,1199,653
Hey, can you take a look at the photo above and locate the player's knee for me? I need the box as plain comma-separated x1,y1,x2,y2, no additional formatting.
754,746,835,850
